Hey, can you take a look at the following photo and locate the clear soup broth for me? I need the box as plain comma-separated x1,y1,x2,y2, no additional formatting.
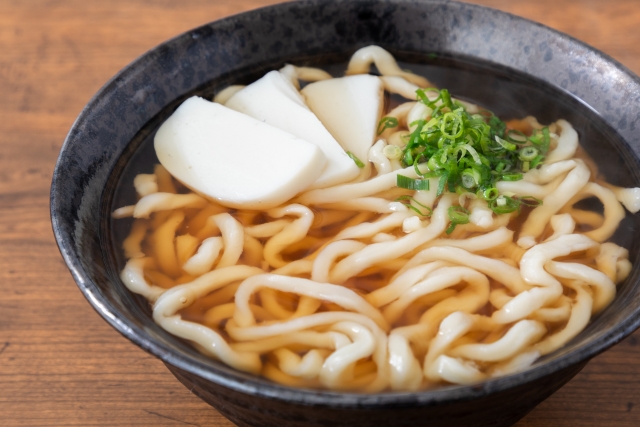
103,51,640,391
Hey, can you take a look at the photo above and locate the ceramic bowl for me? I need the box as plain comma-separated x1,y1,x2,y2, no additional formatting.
51,1,640,426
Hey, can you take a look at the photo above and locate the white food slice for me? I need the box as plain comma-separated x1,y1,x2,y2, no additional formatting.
225,70,359,188
154,96,326,209
301,74,383,165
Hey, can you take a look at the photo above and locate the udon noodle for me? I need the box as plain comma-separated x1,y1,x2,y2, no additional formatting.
113,46,639,391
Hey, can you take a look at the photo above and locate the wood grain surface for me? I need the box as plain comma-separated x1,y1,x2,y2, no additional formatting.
1,0,639,425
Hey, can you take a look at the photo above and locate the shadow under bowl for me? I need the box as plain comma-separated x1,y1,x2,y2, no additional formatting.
51,1,640,426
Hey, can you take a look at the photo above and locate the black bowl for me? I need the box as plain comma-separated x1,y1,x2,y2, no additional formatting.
50,1,640,426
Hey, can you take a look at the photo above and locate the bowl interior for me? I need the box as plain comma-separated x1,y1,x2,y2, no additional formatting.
52,0,640,406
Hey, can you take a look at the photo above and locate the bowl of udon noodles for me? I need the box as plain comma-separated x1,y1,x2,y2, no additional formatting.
51,0,640,426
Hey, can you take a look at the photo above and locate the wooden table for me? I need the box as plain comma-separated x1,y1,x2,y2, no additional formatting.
2,0,639,425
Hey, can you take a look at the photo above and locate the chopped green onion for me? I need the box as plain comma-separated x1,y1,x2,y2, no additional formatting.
383,145,403,160
395,87,547,213
519,146,539,161
403,150,414,166
377,117,399,135
529,127,551,153
437,171,449,196
415,88,440,106
461,168,481,189
440,89,454,110
490,196,520,214
424,117,439,129
506,129,528,144
413,159,427,178
480,187,499,201
530,155,545,168
446,205,470,234
397,174,430,190
347,151,365,168
395,195,433,216
495,135,517,151
448,205,470,222
464,144,482,164
501,173,523,181
427,155,442,171
441,112,464,139
445,222,461,234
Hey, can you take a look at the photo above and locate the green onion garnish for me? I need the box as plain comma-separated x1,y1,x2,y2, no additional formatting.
490,195,520,214
427,155,442,171
495,135,517,151
377,117,399,135
506,129,528,144
446,205,471,234
529,127,551,153
437,171,449,196
479,187,499,201
519,146,539,161
397,174,430,190
501,173,523,181
487,195,541,215
395,195,433,216
530,155,545,168
383,145,403,160
461,168,481,189
347,151,365,168
394,87,550,214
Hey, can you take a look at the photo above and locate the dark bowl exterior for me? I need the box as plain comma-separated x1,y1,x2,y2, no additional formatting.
166,361,588,427
51,1,640,426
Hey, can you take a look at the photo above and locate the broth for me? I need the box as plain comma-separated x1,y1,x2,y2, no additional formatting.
103,51,640,391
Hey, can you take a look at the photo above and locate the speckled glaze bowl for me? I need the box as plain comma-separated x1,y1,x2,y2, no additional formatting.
51,1,640,426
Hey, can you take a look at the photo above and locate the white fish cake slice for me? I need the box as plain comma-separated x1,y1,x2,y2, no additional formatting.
225,70,359,188
154,96,326,209
302,74,383,165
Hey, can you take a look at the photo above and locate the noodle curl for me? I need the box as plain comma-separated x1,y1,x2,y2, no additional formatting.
113,46,637,391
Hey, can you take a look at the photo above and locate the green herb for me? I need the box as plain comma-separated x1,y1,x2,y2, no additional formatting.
501,173,523,181
519,146,539,161
446,205,471,234
395,195,433,216
347,151,365,168
396,87,550,215
506,129,528,144
377,117,399,135
437,171,449,196
383,145,403,160
530,155,545,168
397,174,430,191
488,195,543,214
490,195,521,214
461,168,481,189
479,187,499,201
529,127,551,153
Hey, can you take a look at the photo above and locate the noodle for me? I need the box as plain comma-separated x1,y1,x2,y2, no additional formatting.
113,46,637,392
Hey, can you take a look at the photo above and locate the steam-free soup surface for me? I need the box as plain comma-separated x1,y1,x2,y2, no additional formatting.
109,47,639,392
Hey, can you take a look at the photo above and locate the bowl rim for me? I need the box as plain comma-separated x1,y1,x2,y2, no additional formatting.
51,0,640,407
